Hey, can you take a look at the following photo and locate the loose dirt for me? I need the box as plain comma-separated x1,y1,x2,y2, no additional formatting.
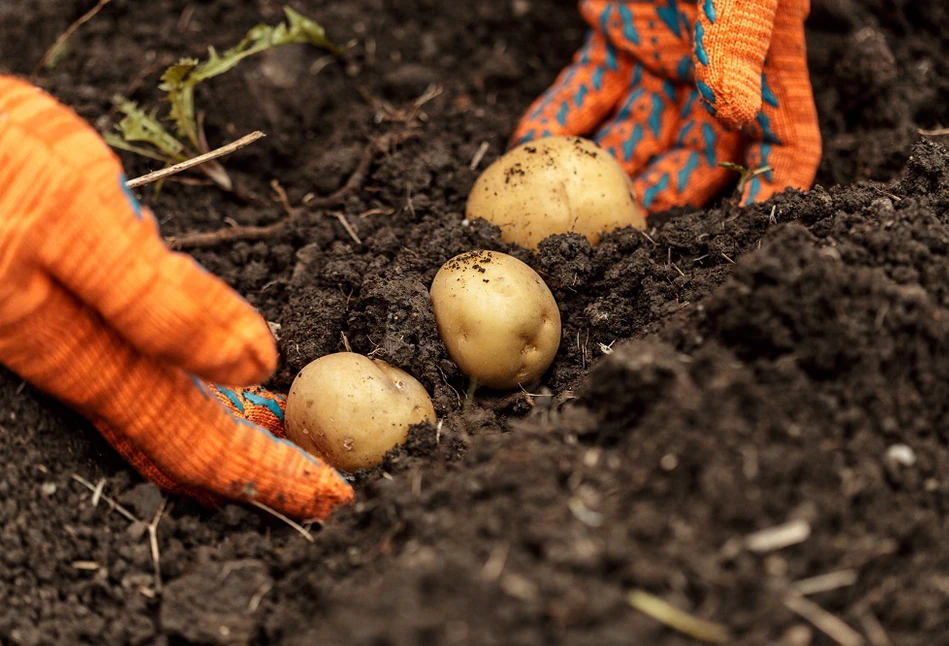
2,0,948,644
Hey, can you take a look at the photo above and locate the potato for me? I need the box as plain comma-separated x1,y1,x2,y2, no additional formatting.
466,136,646,250
284,353,436,472
430,250,561,390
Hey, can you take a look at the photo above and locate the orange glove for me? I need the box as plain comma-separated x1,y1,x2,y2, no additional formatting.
0,75,352,521
513,0,821,213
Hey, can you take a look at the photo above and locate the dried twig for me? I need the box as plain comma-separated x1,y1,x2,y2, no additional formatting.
250,500,315,543
271,180,294,217
90,478,106,507
70,474,138,523
469,141,490,170
248,582,274,612
870,186,903,202
305,131,408,208
334,213,362,245
147,497,169,592
783,592,865,646
744,519,811,553
414,84,443,110
168,223,286,250
72,561,101,571
170,178,295,248
859,612,892,646
72,474,169,595
358,207,395,219
126,132,265,189
627,589,730,643
170,133,409,250
793,570,859,596
361,84,443,123
481,542,510,581
34,0,113,78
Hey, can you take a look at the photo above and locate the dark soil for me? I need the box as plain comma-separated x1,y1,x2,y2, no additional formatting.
3,0,949,644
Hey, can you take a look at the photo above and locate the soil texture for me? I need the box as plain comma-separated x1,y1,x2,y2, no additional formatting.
2,0,949,644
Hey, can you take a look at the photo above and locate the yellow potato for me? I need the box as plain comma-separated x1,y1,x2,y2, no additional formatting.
284,353,436,472
466,136,646,249
430,250,561,390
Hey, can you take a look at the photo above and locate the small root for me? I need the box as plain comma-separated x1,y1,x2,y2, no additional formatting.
168,132,412,250
462,378,480,414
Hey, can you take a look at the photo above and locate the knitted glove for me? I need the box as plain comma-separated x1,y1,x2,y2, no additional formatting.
514,0,821,212
0,75,352,521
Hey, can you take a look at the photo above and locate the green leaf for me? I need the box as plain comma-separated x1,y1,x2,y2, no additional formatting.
110,95,188,161
280,7,346,51
159,58,199,87
44,39,71,70
159,59,201,147
157,7,343,147
103,133,174,162
188,8,343,83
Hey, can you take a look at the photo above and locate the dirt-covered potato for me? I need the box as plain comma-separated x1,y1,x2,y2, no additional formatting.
466,136,646,249
430,250,561,390
284,353,436,472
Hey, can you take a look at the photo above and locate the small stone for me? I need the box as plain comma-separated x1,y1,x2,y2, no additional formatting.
500,573,539,602
885,444,917,467
126,521,148,541
119,483,163,518
781,624,814,646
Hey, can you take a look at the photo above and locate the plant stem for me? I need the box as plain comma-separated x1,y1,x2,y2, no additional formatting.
463,378,480,414
125,131,265,189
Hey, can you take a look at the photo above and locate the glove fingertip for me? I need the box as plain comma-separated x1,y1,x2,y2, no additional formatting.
694,70,763,131
187,301,279,387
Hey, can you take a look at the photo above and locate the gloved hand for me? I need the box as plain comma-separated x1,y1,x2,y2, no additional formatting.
0,75,352,521
513,0,822,213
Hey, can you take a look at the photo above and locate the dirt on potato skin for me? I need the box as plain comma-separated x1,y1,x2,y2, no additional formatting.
3,0,949,645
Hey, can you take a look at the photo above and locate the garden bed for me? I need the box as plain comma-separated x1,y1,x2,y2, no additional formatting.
2,0,948,643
